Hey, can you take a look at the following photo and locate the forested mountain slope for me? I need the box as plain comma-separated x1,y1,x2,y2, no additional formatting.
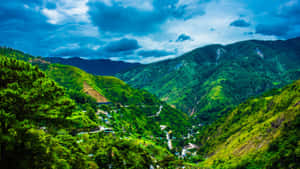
0,56,91,168
117,37,300,124
0,56,185,169
44,63,191,140
0,47,191,152
194,79,300,168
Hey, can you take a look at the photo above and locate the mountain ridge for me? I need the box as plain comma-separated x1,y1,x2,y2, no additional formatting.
117,37,300,124
45,57,141,75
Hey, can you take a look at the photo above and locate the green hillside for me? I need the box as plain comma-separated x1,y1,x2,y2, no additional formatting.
0,56,186,169
194,79,300,168
0,47,191,151
117,38,300,124
44,63,191,141
1,43,299,168
0,47,34,61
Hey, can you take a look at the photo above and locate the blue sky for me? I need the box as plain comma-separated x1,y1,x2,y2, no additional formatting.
1,0,300,63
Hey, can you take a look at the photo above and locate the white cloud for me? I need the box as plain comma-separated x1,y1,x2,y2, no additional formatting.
42,0,90,24
42,8,64,24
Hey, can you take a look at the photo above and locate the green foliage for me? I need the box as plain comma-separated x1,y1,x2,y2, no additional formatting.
0,53,185,168
0,56,90,168
68,89,97,108
0,46,191,141
0,57,75,129
117,38,300,124
194,80,300,168
0,47,34,61
44,62,191,145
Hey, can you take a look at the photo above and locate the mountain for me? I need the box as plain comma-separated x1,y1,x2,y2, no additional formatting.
45,57,141,75
1,44,299,168
43,62,191,140
193,79,300,169
0,56,185,168
117,37,300,124
0,47,191,152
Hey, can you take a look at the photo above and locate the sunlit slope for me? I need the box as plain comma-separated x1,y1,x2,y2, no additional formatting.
0,56,185,169
0,47,191,146
195,79,300,168
45,63,191,137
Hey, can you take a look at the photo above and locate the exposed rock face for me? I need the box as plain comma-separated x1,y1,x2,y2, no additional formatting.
256,47,264,59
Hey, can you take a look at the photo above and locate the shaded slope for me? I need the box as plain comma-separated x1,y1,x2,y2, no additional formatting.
117,37,300,124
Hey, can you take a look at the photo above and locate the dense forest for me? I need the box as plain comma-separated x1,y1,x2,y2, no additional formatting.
0,55,185,169
1,0,300,168
1,46,299,169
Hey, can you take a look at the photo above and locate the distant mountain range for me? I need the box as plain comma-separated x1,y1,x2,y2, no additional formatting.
45,57,141,75
117,37,300,124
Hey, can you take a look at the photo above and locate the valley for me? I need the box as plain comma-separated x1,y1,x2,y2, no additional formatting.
0,37,299,169
117,38,300,125
1,0,300,168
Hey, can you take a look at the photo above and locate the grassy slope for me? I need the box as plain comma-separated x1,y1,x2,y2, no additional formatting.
117,38,300,124
195,79,300,168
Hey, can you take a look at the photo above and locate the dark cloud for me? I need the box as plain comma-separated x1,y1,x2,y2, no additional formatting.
176,34,192,42
277,1,300,23
252,0,300,38
0,1,53,31
229,19,250,27
0,1,58,56
103,38,140,53
137,50,174,57
255,24,290,37
88,2,161,35
87,0,205,35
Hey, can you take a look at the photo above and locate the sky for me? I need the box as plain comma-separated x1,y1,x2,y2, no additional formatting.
1,0,300,63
